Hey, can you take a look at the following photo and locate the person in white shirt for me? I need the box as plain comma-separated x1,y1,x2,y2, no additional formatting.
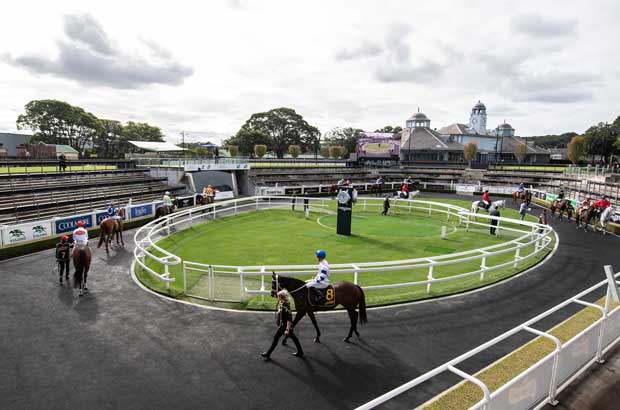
72,220,89,256
306,250,330,304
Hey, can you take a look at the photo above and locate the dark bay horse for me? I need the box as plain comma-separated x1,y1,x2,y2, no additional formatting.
512,190,532,205
550,199,573,221
576,206,596,231
73,246,91,296
155,200,177,219
271,272,367,343
97,208,125,253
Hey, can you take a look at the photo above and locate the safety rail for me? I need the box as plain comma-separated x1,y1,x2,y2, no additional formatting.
355,266,620,410
132,196,555,303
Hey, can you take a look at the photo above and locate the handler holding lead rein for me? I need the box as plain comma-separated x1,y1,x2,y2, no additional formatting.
261,290,304,360
305,250,330,305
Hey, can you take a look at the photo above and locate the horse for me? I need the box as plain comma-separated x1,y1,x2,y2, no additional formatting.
576,206,597,231
195,193,215,206
550,199,574,221
155,201,177,219
97,208,125,254
596,206,614,235
512,190,532,205
271,272,367,343
73,245,91,296
471,199,506,219
369,184,384,197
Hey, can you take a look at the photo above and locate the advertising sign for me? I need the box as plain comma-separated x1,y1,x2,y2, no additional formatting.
54,214,94,234
216,191,234,200
2,220,54,245
175,196,195,209
130,203,155,219
95,211,128,225
259,187,285,196
336,188,353,236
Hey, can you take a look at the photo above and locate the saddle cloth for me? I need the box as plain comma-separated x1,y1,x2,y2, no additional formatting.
308,284,336,307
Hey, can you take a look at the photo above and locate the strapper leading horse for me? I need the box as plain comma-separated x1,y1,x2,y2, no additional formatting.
271,272,367,343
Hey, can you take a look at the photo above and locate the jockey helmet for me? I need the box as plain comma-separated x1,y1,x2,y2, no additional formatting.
76,221,85,227
603,195,608,200
165,191,170,195
61,235,68,242
315,249,327,259
484,190,489,193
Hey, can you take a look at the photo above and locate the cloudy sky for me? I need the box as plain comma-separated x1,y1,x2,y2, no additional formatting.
1,0,618,144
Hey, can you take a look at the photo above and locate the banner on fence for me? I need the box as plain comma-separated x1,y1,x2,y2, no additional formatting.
175,195,195,209
259,187,285,196
455,184,477,194
95,211,128,225
130,203,155,219
216,191,234,199
54,214,94,234
1,220,54,245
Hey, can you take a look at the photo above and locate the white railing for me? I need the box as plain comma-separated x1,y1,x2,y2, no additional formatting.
355,267,620,410
133,196,555,303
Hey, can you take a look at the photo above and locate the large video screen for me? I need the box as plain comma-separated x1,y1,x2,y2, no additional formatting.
357,133,400,158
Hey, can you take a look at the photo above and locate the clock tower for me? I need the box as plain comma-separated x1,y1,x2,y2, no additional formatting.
469,100,487,134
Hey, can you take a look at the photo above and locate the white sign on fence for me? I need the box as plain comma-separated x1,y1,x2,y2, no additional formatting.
259,186,285,196
1,219,54,245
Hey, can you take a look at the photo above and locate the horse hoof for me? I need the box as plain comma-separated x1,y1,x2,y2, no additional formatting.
343,338,350,343
314,338,321,343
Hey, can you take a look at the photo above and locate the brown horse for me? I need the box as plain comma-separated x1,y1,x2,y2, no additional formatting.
155,201,176,219
73,245,91,296
575,206,596,231
97,208,125,254
550,199,573,221
195,194,215,206
512,190,532,205
271,272,367,343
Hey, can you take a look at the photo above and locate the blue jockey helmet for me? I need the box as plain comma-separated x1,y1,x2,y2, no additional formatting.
315,250,326,259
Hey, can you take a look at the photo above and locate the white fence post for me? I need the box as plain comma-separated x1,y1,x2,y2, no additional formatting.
208,265,214,300
513,247,520,269
164,264,170,290
352,264,360,285
238,267,244,302
427,264,434,294
480,256,487,280
183,263,187,293
260,267,265,304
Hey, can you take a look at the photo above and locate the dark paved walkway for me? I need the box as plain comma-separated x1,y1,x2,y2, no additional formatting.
1,197,618,410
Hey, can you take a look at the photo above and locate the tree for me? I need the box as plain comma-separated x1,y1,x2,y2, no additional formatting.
529,132,578,149
16,99,100,151
238,107,320,158
374,125,403,134
583,122,616,161
323,127,363,156
567,136,587,165
288,144,301,158
514,143,528,164
227,145,239,157
463,142,478,167
254,144,267,158
223,129,269,156
328,145,345,159
97,119,123,158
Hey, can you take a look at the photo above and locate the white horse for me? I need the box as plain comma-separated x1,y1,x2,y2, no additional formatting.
472,199,506,219
595,206,614,235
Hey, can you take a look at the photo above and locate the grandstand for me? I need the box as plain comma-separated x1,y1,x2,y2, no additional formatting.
0,168,184,225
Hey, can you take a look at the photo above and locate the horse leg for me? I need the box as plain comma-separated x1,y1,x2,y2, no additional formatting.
282,310,306,346
343,308,358,343
306,310,322,343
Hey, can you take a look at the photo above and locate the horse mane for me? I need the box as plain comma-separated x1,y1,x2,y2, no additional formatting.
278,275,307,297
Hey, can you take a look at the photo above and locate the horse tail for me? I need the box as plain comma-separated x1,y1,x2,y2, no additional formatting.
357,285,368,325
97,225,105,248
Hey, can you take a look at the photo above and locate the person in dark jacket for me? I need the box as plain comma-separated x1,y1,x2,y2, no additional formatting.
55,235,72,284
381,195,390,215
489,207,500,235
261,290,304,360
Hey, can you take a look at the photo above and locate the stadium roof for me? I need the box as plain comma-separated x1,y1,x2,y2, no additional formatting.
128,141,184,152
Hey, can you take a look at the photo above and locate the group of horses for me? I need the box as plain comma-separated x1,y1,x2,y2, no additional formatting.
549,198,614,233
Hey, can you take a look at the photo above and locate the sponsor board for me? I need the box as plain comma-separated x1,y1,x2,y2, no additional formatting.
54,214,94,234
175,196,195,209
1,220,54,245
95,211,128,225
259,187,285,196
185,163,249,171
216,191,234,199
130,203,155,219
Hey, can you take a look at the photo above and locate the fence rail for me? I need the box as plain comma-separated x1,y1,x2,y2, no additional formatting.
133,196,555,304
355,267,620,410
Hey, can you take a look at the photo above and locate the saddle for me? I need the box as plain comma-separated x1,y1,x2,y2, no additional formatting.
308,285,336,307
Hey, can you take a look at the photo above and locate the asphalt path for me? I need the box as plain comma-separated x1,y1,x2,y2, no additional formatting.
1,195,618,410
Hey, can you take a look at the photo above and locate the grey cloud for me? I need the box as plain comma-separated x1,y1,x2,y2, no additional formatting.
510,71,599,103
4,13,193,89
64,13,114,55
334,43,382,61
512,14,577,37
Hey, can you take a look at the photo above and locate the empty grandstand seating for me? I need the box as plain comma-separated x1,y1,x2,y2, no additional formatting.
0,169,184,225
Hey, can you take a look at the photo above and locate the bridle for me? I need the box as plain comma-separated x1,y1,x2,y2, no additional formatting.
271,273,306,298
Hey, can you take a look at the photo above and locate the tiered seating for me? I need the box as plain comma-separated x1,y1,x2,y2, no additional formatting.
0,169,184,225
250,168,376,186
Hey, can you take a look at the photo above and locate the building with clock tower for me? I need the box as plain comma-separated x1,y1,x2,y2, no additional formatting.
469,100,487,135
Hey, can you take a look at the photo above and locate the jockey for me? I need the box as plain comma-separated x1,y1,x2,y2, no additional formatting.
557,189,565,201
163,191,173,210
337,178,345,187
107,202,121,220
517,182,525,193
376,176,385,185
598,196,611,210
306,250,330,303
482,190,490,209
72,221,89,255
401,182,409,199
